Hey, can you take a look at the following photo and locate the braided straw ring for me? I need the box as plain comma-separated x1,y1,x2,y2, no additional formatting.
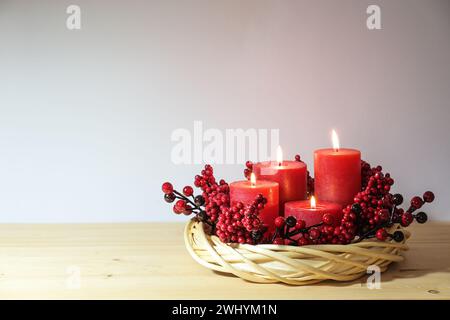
184,220,410,285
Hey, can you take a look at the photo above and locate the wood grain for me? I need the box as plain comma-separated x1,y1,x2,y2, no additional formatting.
0,222,449,299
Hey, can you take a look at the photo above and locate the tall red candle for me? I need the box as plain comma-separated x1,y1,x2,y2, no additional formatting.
314,130,361,207
284,196,342,227
253,147,307,214
230,174,279,232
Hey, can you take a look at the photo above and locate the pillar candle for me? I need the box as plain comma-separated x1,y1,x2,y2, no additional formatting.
314,130,361,207
284,196,342,227
230,174,279,232
253,147,307,214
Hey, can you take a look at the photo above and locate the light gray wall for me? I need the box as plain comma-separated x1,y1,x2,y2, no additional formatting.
0,0,449,222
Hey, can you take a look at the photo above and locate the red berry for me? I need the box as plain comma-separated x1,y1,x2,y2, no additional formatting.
423,191,435,203
274,216,285,228
410,196,423,209
309,228,320,240
322,213,335,225
273,238,284,245
298,237,309,246
183,186,194,197
377,209,390,221
175,199,186,209
376,228,388,241
173,205,182,214
162,182,173,194
295,220,306,230
401,212,414,227
183,205,193,215
245,161,253,169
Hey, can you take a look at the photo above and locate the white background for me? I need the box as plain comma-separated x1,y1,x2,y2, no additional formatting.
0,0,449,222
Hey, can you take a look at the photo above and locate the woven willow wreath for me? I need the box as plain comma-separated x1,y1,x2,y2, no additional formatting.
184,219,410,285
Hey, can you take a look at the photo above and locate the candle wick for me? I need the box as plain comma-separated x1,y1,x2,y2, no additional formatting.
278,161,282,167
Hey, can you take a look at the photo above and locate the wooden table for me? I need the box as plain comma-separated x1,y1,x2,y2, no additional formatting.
0,222,449,299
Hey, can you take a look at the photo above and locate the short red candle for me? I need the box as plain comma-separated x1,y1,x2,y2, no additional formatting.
314,148,361,207
230,177,279,232
253,160,307,214
284,198,342,227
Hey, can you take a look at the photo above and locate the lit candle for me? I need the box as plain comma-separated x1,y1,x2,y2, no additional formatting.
284,196,342,227
253,146,307,214
314,130,361,207
230,173,279,232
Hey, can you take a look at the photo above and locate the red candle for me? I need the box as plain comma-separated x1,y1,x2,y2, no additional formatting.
253,146,307,214
230,173,279,232
314,130,361,207
284,196,342,227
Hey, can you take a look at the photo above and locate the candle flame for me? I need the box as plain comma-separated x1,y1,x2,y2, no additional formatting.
331,129,340,152
250,172,256,187
310,196,316,209
276,145,283,166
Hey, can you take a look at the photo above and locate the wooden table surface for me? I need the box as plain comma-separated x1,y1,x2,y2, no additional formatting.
0,222,449,299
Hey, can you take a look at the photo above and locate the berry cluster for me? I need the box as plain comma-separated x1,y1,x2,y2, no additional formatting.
163,161,435,246
194,165,230,224
273,161,435,245
348,162,434,242
162,181,212,224
216,194,267,244
162,164,267,243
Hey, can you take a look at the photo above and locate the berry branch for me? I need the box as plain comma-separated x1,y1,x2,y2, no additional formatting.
162,160,435,247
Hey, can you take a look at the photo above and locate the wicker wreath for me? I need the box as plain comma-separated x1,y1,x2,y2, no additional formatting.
184,219,410,285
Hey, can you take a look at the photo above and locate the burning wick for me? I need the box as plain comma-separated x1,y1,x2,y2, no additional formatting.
331,129,340,152
276,145,283,167
250,172,256,187
310,196,317,209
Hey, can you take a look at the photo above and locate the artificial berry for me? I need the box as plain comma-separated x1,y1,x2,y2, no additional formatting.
377,209,390,222
298,237,309,246
295,220,306,230
164,193,176,203
392,194,403,206
183,205,193,215
401,212,414,227
392,231,404,242
294,155,301,161
162,182,173,194
415,212,428,224
273,238,284,245
309,228,320,240
423,191,435,203
285,216,297,228
194,195,205,206
410,196,424,209
175,199,186,209
173,205,183,214
245,161,253,169
376,228,388,241
322,213,335,225
274,217,286,228
183,186,193,197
